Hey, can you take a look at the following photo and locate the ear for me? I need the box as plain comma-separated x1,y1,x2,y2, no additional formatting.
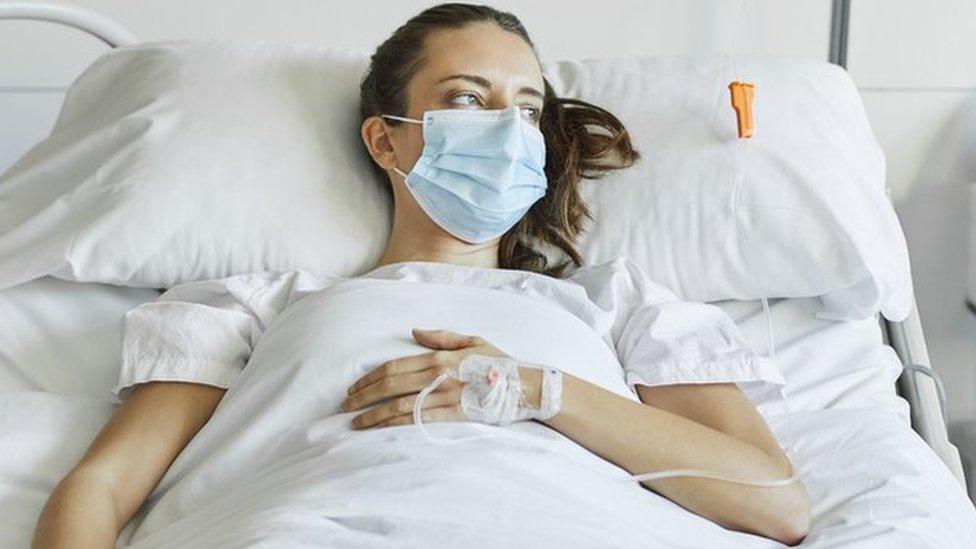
360,116,399,172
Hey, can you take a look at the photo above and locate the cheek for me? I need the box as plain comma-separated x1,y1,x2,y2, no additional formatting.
407,131,426,159
395,131,425,170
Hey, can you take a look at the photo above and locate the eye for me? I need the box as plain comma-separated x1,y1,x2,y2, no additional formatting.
520,106,541,122
449,92,483,108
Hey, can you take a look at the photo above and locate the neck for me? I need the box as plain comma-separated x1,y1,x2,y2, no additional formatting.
376,205,500,270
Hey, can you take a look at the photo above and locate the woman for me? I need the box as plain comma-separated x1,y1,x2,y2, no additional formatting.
33,4,810,547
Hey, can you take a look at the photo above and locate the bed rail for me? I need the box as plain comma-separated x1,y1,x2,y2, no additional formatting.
883,296,968,487
836,5,967,490
0,2,137,47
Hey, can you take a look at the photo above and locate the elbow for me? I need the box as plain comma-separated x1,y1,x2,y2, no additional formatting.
767,482,812,546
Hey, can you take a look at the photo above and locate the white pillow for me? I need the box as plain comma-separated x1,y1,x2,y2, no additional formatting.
0,40,388,289
544,55,912,321
0,41,911,321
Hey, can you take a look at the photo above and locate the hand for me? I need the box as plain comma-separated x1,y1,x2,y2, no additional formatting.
341,328,539,429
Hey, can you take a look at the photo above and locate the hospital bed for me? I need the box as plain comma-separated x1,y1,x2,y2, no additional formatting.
0,3,973,547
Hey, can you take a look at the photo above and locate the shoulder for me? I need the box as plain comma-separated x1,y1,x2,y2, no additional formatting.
566,256,680,305
157,269,334,307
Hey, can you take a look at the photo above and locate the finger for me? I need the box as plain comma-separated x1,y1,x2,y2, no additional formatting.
342,368,458,412
351,389,460,429
376,404,465,428
348,352,435,395
412,328,483,351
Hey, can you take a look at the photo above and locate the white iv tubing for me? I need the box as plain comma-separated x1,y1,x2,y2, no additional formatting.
410,332,800,490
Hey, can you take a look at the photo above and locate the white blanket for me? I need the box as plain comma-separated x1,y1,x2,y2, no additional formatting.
1,269,974,546
98,277,972,547
1,390,972,548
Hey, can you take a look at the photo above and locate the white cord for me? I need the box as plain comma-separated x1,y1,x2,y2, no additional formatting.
761,297,776,357
411,364,799,488
411,370,498,446
758,298,798,468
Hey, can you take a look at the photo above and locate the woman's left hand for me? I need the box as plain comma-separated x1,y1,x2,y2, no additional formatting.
342,328,534,429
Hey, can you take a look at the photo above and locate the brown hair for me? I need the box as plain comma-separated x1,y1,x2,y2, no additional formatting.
359,3,639,277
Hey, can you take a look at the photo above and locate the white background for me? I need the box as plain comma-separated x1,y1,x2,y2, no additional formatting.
2,0,974,427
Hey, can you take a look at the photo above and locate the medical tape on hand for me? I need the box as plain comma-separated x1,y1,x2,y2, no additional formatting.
458,354,562,425
410,354,798,488
411,354,561,446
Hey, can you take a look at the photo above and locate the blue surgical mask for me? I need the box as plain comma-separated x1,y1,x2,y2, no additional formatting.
381,106,547,244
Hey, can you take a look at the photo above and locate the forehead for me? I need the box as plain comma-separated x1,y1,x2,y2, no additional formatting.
411,23,543,90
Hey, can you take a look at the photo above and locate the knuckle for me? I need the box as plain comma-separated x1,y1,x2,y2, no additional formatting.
443,378,462,391
397,398,412,414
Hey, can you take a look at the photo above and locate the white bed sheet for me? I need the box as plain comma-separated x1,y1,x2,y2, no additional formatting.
0,276,159,399
1,392,972,548
0,279,972,548
715,296,911,421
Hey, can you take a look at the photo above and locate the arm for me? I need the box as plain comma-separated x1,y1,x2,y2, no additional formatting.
32,381,226,549
525,371,810,546
342,328,810,544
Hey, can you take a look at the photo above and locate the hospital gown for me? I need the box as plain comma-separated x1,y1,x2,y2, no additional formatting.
112,257,785,403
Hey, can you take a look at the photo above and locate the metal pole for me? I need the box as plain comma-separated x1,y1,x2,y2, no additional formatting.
0,2,137,47
829,0,851,68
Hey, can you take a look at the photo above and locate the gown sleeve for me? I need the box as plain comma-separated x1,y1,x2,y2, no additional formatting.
569,257,785,395
110,269,326,401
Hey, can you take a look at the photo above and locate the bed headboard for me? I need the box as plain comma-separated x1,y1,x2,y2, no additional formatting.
0,2,136,174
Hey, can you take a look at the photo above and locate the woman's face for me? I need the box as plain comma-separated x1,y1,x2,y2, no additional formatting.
362,22,545,244
391,22,545,169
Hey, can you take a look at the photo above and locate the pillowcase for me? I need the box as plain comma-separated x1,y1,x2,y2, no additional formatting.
0,40,389,289
0,40,911,321
544,55,912,321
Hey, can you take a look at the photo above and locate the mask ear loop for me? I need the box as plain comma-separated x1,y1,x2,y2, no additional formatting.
381,114,423,124
380,114,421,183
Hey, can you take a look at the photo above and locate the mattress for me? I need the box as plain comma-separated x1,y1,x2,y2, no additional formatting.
0,278,973,547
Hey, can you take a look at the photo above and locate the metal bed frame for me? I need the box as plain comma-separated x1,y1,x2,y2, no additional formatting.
829,0,965,486
1,0,966,488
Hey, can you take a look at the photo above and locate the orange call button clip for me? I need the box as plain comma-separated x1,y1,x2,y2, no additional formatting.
728,81,755,139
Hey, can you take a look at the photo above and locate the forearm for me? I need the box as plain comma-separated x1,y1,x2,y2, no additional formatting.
521,368,808,544
33,470,120,549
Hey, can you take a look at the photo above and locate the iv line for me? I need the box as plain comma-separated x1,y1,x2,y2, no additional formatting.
410,358,800,489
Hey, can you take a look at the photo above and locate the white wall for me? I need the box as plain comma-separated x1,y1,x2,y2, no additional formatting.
847,0,976,425
1,1,973,424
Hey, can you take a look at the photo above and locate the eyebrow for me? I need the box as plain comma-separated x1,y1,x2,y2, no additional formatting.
436,73,544,100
